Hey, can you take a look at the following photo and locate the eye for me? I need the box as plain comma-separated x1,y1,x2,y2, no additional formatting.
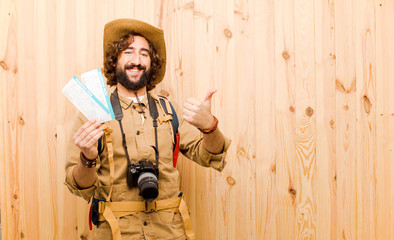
141,52,149,57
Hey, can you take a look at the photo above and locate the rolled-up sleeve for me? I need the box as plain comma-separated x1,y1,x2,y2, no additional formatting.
64,112,98,201
64,165,98,201
197,136,231,172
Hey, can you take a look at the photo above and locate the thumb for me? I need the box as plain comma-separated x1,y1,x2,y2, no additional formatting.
204,89,217,103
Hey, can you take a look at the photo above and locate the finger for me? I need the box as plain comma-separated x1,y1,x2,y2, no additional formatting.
204,89,217,102
78,134,102,151
182,114,193,124
75,120,103,141
75,124,104,146
185,98,200,106
74,119,97,138
184,102,199,112
84,129,104,148
183,108,196,118
80,129,102,159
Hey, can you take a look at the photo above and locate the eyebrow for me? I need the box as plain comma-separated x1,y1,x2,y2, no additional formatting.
125,47,150,52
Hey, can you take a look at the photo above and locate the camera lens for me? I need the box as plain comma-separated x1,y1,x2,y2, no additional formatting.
138,172,158,201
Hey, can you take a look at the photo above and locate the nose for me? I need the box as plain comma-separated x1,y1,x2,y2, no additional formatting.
130,53,141,65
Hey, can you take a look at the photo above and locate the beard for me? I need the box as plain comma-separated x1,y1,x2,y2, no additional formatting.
115,64,151,91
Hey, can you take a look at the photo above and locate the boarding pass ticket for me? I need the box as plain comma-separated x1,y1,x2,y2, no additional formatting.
62,68,115,123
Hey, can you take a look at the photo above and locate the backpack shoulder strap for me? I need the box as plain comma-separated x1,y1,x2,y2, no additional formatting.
158,96,179,139
98,137,103,154
158,95,180,168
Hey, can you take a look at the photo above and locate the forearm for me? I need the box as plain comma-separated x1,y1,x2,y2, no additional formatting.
202,128,225,154
72,158,98,189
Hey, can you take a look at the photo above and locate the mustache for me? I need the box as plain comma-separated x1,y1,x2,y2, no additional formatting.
124,64,146,71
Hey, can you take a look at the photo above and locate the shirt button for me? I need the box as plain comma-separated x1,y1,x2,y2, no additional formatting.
143,221,147,226
136,130,140,135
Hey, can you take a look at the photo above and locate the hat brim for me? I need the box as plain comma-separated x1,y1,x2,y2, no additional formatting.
103,18,166,86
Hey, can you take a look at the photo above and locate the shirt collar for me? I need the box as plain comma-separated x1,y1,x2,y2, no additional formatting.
116,89,149,109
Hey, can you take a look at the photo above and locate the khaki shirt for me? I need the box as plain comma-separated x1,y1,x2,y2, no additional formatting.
65,91,231,239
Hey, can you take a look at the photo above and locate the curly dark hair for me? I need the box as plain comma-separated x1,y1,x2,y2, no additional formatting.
103,32,164,91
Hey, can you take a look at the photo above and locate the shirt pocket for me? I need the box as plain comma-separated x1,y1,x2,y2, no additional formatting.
145,121,174,163
95,184,127,201
157,211,183,224
118,213,142,234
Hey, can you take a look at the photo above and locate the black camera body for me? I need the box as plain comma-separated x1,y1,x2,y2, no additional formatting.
127,160,159,201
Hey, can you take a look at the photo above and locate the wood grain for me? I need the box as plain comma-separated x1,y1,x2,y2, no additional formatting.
1,1,20,239
253,0,276,239
0,0,393,239
294,0,317,238
335,0,357,239
274,0,298,239
375,1,394,240
355,0,378,239
315,0,336,239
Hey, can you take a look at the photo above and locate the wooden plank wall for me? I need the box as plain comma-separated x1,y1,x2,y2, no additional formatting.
0,0,393,239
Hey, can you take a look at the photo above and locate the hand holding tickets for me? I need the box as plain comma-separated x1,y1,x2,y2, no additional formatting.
62,69,115,123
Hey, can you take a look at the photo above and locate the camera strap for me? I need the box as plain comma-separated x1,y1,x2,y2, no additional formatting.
147,93,160,169
110,88,132,168
109,88,160,171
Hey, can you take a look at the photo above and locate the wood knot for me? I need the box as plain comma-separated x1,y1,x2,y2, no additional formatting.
270,163,276,174
14,194,18,199
282,51,290,61
305,107,314,117
226,176,236,185
330,120,335,129
224,29,232,39
54,133,58,138
343,105,349,111
288,186,297,199
21,232,25,238
175,68,184,78
289,105,295,113
336,78,356,93
0,60,9,70
363,95,371,114
18,116,25,125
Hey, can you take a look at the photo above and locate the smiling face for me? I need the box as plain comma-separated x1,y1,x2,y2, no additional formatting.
115,35,152,93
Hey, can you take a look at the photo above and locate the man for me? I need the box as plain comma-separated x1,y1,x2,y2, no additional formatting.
65,18,231,240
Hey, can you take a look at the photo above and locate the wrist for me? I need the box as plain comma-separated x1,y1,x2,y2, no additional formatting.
198,115,218,134
80,152,97,168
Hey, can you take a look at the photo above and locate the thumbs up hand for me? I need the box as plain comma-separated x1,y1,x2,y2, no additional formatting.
183,89,217,130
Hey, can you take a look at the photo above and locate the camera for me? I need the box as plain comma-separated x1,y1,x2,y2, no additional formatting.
128,160,159,201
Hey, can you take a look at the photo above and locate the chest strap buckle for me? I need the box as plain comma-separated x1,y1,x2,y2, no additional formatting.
145,201,157,212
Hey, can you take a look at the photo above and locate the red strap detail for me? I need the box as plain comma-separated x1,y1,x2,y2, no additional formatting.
89,203,93,230
173,133,180,168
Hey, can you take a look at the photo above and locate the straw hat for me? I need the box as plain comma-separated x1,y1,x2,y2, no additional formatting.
103,18,166,85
